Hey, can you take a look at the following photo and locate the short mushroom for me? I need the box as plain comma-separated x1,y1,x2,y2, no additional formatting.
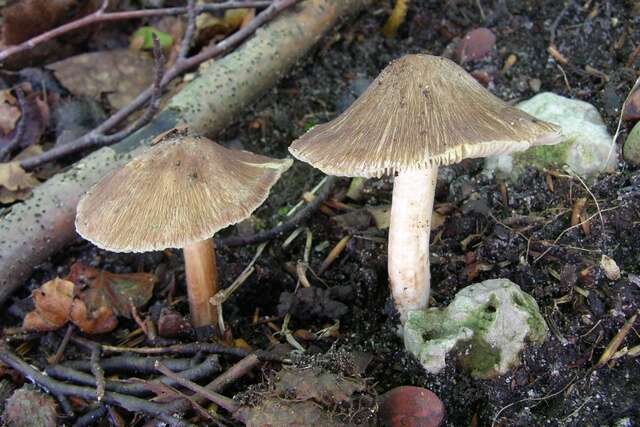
289,54,561,322
76,128,292,328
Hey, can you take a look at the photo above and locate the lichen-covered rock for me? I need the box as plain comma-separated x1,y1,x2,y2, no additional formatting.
485,92,617,178
404,279,547,378
623,121,640,165
2,386,58,427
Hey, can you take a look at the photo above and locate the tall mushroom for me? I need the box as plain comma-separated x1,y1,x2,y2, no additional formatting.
76,128,292,328
289,54,561,322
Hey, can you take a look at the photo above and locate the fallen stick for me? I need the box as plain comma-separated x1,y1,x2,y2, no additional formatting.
0,0,372,306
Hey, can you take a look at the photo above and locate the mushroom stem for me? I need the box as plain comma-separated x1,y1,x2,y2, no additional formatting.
183,239,219,328
388,166,438,322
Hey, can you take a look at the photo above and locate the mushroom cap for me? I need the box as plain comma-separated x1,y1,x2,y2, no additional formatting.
289,54,562,178
76,131,292,252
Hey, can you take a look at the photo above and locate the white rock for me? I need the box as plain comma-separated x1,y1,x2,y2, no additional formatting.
404,279,547,378
485,92,618,178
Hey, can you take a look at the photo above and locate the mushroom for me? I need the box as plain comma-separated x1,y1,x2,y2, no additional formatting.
76,128,292,328
289,54,561,322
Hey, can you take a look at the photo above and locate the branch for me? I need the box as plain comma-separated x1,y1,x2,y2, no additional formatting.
19,0,300,170
0,0,274,63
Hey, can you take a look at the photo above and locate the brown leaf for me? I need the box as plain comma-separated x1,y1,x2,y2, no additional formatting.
0,162,39,204
66,262,157,318
0,90,21,135
1,0,76,45
69,299,118,334
23,278,74,332
48,50,155,111
275,368,366,406
22,277,119,334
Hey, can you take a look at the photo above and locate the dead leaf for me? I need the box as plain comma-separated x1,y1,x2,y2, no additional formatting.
23,278,74,331
195,7,254,44
48,50,155,111
239,400,330,427
0,162,39,203
66,262,156,318
275,368,366,405
69,299,118,334
0,90,21,135
1,0,76,45
22,277,119,334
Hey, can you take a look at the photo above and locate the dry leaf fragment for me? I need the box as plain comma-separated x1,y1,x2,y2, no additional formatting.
22,277,119,334
66,262,157,318
0,90,21,135
48,50,155,111
23,278,74,331
0,161,40,204
69,299,118,334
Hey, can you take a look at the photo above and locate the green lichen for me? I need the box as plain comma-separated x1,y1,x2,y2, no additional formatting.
459,335,501,378
512,139,573,173
511,292,548,341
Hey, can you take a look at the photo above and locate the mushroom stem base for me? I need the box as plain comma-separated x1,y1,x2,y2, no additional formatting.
184,239,219,328
388,167,438,323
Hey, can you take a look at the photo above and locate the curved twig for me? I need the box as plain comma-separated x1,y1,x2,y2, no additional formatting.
217,176,337,247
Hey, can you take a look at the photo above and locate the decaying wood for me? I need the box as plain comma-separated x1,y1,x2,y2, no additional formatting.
0,0,372,305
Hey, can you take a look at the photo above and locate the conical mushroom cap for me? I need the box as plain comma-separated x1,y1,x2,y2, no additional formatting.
76,131,292,252
289,54,561,178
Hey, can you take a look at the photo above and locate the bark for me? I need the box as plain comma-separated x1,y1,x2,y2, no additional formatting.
0,0,372,305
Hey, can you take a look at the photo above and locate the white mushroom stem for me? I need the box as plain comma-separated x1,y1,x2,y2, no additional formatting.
183,239,219,328
388,166,438,322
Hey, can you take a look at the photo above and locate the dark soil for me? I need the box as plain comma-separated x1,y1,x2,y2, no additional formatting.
3,0,640,426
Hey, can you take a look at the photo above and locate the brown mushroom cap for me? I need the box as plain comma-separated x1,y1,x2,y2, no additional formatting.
76,131,292,252
289,54,561,178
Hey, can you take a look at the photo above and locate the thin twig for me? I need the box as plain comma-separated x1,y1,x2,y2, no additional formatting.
155,361,240,414
96,34,166,145
18,0,301,171
217,176,337,247
0,1,274,63
179,0,198,61
90,345,106,401
48,324,74,365
0,87,28,161
73,405,108,427
63,355,196,374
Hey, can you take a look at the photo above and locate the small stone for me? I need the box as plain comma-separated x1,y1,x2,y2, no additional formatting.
600,255,621,281
623,121,640,165
404,279,547,378
379,386,445,427
622,89,640,121
455,28,496,64
485,92,618,178
528,78,542,93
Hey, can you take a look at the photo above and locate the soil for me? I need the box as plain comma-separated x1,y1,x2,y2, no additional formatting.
3,0,640,426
